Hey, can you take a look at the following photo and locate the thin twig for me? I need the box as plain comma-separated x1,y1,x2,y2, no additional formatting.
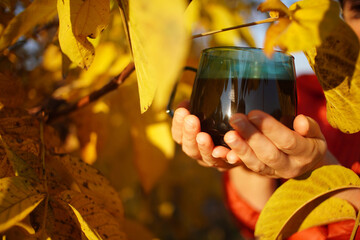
192,17,278,39
46,62,135,123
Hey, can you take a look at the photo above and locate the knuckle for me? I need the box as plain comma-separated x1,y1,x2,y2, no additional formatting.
260,150,281,165
280,133,297,151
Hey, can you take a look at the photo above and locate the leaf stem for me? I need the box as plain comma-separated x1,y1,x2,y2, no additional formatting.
39,113,50,238
192,17,278,39
350,211,360,240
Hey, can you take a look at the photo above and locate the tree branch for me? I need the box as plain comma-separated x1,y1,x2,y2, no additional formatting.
46,62,135,123
192,17,278,39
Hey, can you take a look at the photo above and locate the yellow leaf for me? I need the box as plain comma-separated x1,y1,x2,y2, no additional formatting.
235,15,256,48
207,3,241,46
0,0,57,51
68,204,103,240
119,0,190,113
58,190,127,240
257,0,291,18
304,20,360,133
42,44,62,72
81,132,98,165
255,165,360,239
261,0,341,56
298,197,356,231
74,0,110,39
57,0,95,69
119,82,174,192
184,0,201,33
263,18,291,57
146,120,174,160
0,177,45,232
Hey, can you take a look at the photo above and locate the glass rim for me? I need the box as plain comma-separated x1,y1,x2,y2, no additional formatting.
201,46,294,60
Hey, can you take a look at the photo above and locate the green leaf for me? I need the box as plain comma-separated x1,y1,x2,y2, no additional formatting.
255,165,360,240
118,0,190,113
0,0,57,51
0,177,45,232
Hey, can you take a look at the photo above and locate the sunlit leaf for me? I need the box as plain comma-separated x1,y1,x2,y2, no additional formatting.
118,0,190,113
119,82,174,192
68,204,103,240
255,165,360,239
207,3,241,46
298,197,356,231
257,0,290,18
58,190,127,240
259,0,341,57
0,177,45,232
304,20,360,133
184,0,201,33
57,0,96,69
74,0,110,39
81,131,98,165
0,0,57,51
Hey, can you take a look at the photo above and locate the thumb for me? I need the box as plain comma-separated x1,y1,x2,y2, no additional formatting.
293,114,324,139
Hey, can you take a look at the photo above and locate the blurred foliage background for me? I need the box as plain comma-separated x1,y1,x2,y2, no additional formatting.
0,0,298,239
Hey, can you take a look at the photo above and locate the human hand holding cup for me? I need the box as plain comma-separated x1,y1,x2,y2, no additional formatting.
168,47,297,148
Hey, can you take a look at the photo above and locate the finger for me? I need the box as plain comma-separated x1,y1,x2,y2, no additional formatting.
229,114,286,172
293,114,325,139
196,132,216,166
171,108,190,144
197,133,234,169
248,110,308,155
182,115,202,159
212,146,231,159
224,129,275,175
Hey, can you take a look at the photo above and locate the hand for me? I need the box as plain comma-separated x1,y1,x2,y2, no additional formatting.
224,110,338,178
171,106,236,171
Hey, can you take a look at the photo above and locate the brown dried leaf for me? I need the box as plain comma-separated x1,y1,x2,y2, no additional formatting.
54,154,124,221
30,199,83,240
57,190,127,240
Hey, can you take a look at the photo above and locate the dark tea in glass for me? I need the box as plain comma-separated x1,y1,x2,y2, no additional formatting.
189,47,297,147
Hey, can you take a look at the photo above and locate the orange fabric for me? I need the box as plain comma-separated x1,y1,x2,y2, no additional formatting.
288,220,359,240
224,75,360,239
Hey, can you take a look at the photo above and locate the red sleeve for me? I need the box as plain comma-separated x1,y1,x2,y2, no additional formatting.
223,172,260,239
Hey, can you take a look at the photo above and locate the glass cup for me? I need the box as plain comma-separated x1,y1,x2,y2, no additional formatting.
168,46,297,147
